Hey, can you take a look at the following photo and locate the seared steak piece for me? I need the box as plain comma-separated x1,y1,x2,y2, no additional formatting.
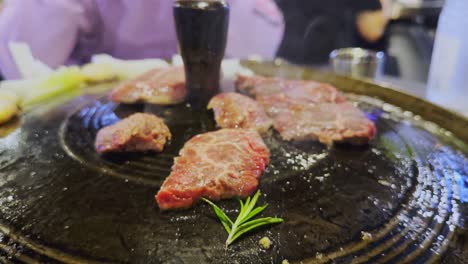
109,67,186,105
236,75,334,98
273,102,376,145
156,129,270,210
207,92,272,133
236,75,288,97
257,84,346,117
95,113,171,154
274,83,346,104
236,75,344,102
237,74,376,145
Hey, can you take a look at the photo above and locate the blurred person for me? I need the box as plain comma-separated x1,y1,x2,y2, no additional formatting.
0,0,284,79
276,0,390,64
354,0,391,50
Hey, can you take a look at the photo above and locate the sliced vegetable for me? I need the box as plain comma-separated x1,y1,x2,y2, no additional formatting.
21,66,84,107
9,42,53,79
0,90,20,105
0,90,20,124
80,63,118,84
0,66,85,109
91,54,169,79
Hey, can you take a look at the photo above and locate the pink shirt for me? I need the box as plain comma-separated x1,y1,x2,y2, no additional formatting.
0,0,284,79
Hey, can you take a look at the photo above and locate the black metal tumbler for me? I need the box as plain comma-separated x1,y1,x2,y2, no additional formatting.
173,0,229,108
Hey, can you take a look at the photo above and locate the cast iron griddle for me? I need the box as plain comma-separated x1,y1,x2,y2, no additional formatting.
0,61,467,264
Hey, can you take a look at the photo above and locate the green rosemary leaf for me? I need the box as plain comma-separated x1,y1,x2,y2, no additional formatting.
228,217,283,245
203,191,283,247
238,198,244,211
239,190,261,220
237,217,283,231
243,196,251,211
241,204,268,224
202,198,233,233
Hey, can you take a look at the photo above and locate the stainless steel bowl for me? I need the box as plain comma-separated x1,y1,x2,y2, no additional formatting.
330,48,385,79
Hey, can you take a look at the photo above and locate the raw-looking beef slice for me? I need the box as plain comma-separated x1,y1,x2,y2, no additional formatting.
273,103,376,145
258,93,306,118
109,66,186,105
282,83,346,104
258,84,347,118
235,74,332,98
95,113,171,154
156,129,270,210
237,75,376,145
235,75,286,97
207,92,272,132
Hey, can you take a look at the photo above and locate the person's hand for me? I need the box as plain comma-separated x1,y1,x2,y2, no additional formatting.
356,1,390,43
380,0,393,19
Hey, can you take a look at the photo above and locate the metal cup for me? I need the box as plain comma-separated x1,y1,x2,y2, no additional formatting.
330,48,385,79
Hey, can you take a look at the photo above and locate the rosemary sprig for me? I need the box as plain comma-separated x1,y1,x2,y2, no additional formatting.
202,190,283,247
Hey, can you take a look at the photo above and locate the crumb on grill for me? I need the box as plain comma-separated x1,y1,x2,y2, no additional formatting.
361,231,372,241
259,236,271,249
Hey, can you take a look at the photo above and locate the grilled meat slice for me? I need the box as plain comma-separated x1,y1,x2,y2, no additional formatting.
273,102,376,145
156,129,270,210
208,92,272,132
110,67,186,105
95,113,171,153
